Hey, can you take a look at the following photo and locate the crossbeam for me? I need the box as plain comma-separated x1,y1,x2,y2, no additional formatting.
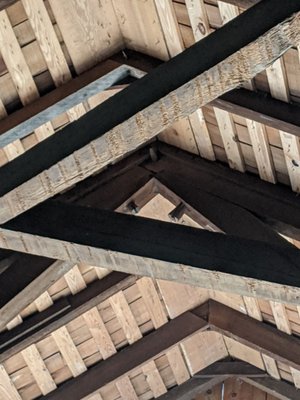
0,1,299,224
156,143,300,240
2,201,300,304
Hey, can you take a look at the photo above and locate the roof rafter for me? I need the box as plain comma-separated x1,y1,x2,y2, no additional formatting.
32,299,300,399
1,200,300,304
0,0,299,224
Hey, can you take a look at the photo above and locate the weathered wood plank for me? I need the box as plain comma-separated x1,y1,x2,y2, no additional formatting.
2,202,300,304
41,308,208,400
0,1,299,223
0,272,135,362
0,60,142,147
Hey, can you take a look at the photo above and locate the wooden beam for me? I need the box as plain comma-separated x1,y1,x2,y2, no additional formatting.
2,201,300,304
0,257,74,330
0,272,135,362
211,88,300,139
0,60,144,148
194,361,268,378
152,174,291,247
0,147,152,330
0,1,299,223
41,307,208,400
242,377,300,400
207,300,300,370
157,143,300,240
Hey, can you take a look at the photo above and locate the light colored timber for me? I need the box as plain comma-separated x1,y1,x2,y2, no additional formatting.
0,64,144,148
2,224,300,306
0,12,300,224
21,344,57,395
52,326,87,377
0,260,75,331
185,0,215,160
22,0,86,121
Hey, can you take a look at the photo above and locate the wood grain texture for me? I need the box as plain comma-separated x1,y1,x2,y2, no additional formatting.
1,5,299,224
2,201,300,305
49,0,123,74
21,344,57,395
0,364,21,400
52,326,87,377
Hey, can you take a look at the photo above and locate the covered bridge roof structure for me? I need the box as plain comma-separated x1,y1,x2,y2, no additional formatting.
1,0,300,399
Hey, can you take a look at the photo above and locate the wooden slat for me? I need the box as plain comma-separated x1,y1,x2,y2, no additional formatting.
266,56,300,192
262,354,281,380
0,10,39,104
181,331,228,375
246,119,276,183
270,302,292,334
142,360,168,397
136,277,168,329
49,0,123,74
214,94,245,172
0,364,22,400
2,201,300,304
21,344,57,395
52,326,87,377
35,291,53,312
22,0,71,85
0,9,55,142
166,346,190,384
155,0,213,159
64,265,87,294
82,307,116,360
224,337,265,369
185,0,215,160
115,376,139,400
154,0,184,59
22,0,86,122
290,367,300,389
1,1,298,223
243,296,263,321
215,1,247,171
109,291,142,344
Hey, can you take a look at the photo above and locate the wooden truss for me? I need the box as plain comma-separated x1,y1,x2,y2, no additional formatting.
1,1,300,399
0,0,300,224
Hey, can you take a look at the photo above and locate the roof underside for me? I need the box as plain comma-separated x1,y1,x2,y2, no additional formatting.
0,1,300,399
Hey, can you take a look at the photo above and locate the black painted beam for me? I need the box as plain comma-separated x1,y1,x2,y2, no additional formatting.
0,0,299,198
2,201,300,303
156,143,300,240
211,88,300,138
